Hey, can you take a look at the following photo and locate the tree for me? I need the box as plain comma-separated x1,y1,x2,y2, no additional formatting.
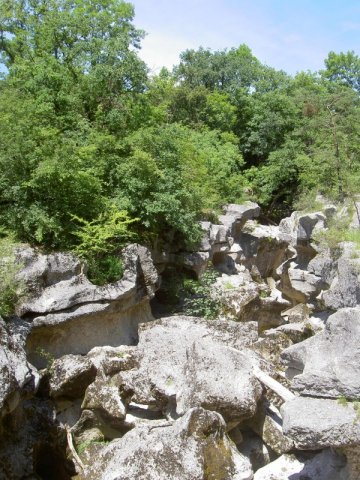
322,51,360,93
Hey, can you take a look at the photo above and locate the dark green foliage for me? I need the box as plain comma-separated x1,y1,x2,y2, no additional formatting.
0,0,359,269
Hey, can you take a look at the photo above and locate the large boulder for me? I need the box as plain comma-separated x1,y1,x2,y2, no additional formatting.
322,249,360,309
279,211,327,245
117,316,262,424
49,354,97,399
219,202,261,240
237,222,291,278
20,244,159,367
254,449,348,480
281,308,360,399
83,408,253,480
0,318,38,416
281,396,360,449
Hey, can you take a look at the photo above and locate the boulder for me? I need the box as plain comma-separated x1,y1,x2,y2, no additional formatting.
117,316,262,424
279,211,326,245
21,244,158,367
234,430,272,472
219,202,261,240
247,402,294,454
49,354,97,399
211,272,260,321
84,408,253,480
281,396,360,449
237,222,291,278
254,449,348,480
281,308,360,399
82,379,126,423
0,318,38,416
322,252,360,309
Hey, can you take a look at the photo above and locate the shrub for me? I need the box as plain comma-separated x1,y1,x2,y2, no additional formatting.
0,235,25,317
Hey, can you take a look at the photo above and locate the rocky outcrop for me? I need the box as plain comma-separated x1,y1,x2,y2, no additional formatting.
116,316,262,425
83,408,253,480
254,449,348,480
0,318,38,416
281,308,360,399
20,244,158,367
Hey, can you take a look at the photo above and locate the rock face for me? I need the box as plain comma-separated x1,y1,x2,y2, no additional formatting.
254,449,348,480
21,244,159,367
0,318,38,416
49,354,97,399
281,396,360,449
84,408,253,480
117,316,262,424
3,201,360,478
282,308,360,399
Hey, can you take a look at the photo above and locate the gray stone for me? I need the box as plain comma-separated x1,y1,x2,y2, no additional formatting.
82,379,126,422
49,354,97,399
84,408,253,480
282,308,360,399
254,449,348,480
117,316,262,424
323,253,360,309
281,396,360,449
248,402,294,454
238,222,291,278
21,244,158,367
234,430,272,472
0,318,38,416
219,202,261,240
279,211,327,245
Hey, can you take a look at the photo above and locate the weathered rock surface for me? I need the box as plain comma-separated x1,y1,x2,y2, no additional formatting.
279,211,327,245
281,396,360,449
21,244,158,367
82,379,126,423
0,318,38,416
84,408,253,480
282,308,360,399
117,316,262,423
254,449,348,480
322,250,360,309
219,202,261,239
49,354,97,399
238,222,291,278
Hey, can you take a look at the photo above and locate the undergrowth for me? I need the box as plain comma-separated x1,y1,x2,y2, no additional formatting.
0,234,25,317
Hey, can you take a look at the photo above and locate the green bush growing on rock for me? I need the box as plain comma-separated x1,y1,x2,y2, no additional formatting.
0,235,25,317
72,206,138,285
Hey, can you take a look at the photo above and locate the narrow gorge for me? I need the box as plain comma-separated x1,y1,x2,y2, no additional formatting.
1,199,360,479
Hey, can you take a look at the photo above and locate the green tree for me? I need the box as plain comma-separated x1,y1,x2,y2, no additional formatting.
322,51,360,93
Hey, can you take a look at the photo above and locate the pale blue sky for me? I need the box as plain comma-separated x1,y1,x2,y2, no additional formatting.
132,0,360,75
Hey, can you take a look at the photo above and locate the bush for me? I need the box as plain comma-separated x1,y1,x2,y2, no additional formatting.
0,235,25,317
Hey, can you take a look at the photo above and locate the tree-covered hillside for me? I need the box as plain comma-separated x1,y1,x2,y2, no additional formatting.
0,1,359,263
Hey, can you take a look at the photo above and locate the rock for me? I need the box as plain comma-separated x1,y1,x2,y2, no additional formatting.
178,251,210,278
282,396,360,449
82,379,126,423
0,398,75,480
282,263,326,304
279,211,327,245
49,354,97,399
199,222,229,253
84,408,253,480
0,318,38,416
117,316,262,424
22,244,158,367
281,308,360,399
322,252,360,309
86,345,137,376
238,222,291,278
234,430,272,472
219,202,261,243
281,303,310,323
254,449,348,480
248,402,294,454
212,272,260,321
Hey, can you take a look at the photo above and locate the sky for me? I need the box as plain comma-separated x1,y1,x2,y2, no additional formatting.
132,0,360,75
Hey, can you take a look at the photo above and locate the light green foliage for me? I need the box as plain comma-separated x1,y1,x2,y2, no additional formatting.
0,236,25,317
182,268,222,320
322,51,360,93
72,207,137,284
35,347,55,372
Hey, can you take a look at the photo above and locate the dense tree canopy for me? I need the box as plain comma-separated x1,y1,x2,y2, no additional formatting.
0,0,359,274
